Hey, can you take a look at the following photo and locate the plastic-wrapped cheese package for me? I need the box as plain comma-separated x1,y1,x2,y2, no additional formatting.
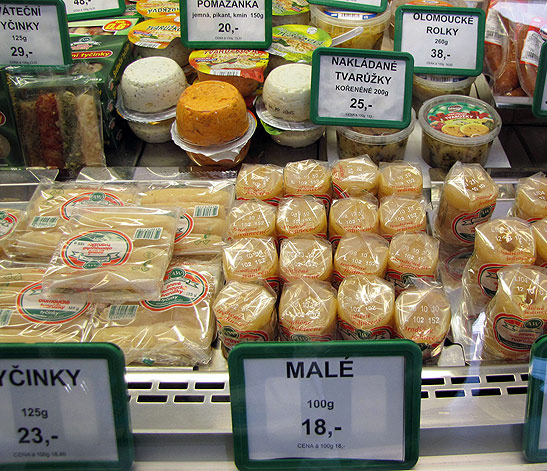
533,219,547,267
378,195,427,240
276,196,327,239
235,163,284,205
227,199,277,240
139,180,235,207
42,206,179,303
0,209,25,257
279,280,337,342
337,275,395,340
279,236,333,282
328,196,379,247
213,280,277,357
512,173,547,223
87,255,223,366
283,160,332,207
0,262,94,343
331,156,379,198
377,161,423,200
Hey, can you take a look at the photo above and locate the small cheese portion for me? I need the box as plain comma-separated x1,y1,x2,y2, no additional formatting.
279,236,333,282
514,173,547,222
377,161,423,199
284,159,332,197
223,237,279,283
331,156,379,198
120,57,187,113
263,63,312,122
329,197,379,241
276,196,327,239
236,164,284,203
227,200,277,239
379,195,426,239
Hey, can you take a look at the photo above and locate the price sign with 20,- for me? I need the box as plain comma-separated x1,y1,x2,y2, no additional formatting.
229,340,422,470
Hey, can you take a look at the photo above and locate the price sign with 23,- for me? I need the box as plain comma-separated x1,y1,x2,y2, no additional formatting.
229,340,422,471
180,0,272,49
394,6,485,76
0,343,133,471
310,47,414,129
0,0,72,66
532,42,547,118
62,0,125,22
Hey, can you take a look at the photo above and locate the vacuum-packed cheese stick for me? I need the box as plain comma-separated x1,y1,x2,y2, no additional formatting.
140,186,234,207
0,209,24,257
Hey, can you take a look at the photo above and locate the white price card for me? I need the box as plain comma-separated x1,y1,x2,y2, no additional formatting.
394,6,485,76
532,42,547,118
180,0,272,49
0,343,133,471
62,0,125,21
310,47,414,128
229,340,422,471
0,0,72,66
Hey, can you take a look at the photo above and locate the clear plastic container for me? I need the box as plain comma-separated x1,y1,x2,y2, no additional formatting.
412,74,476,111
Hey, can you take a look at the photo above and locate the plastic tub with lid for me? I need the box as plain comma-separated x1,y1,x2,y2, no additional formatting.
412,74,476,110
272,0,310,26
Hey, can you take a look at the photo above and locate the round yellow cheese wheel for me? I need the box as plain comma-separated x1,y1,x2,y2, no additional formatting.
276,196,327,239
279,236,333,282
377,161,423,200
328,197,379,241
337,275,395,340
378,195,427,239
515,173,547,222
533,218,547,267
223,237,278,282
331,156,379,198
283,160,332,197
227,199,277,239
235,164,284,204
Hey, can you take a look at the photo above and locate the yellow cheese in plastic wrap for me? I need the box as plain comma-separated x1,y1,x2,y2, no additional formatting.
235,164,284,205
227,199,277,240
377,161,423,200
139,182,234,207
533,218,547,267
283,160,332,207
276,196,327,239
0,209,25,257
378,195,427,240
331,156,379,198
514,173,547,223
328,196,379,246
279,236,333,282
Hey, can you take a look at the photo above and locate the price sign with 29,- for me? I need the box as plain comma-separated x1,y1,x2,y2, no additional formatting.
0,343,133,471
311,47,414,129
394,6,485,76
229,340,422,471
62,0,125,22
180,0,272,49
532,42,547,118
0,0,72,66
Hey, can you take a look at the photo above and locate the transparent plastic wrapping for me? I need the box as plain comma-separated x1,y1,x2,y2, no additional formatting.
276,196,328,239
42,206,179,303
513,173,547,223
283,160,332,207
378,195,427,240
0,209,25,258
87,255,223,366
533,219,547,267
337,275,395,340
328,196,379,247
377,161,423,200
331,156,379,198
333,233,389,287
139,179,235,207
435,162,499,247
279,236,333,282
278,279,337,341
213,280,277,356
0,262,94,343
235,164,284,205
386,232,439,295
227,199,277,240
8,68,105,175
394,284,452,362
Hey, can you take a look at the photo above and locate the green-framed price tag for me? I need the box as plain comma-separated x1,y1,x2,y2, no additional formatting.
180,0,272,49
310,47,414,128
394,6,485,76
532,42,547,119
0,0,72,66
62,0,125,21
229,340,422,470
306,0,387,14
0,343,133,471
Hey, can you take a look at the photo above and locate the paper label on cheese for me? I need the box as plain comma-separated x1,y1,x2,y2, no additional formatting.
338,319,394,340
451,204,495,244
0,211,17,240
141,267,209,311
493,313,546,352
16,282,91,323
61,230,133,269
279,324,336,342
190,49,269,81
108,305,138,321
61,191,125,220
128,17,179,49
0,309,14,327
30,216,59,229
272,0,309,15
477,263,506,298
175,214,195,242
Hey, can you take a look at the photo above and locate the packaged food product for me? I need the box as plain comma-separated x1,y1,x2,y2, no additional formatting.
0,209,24,257
515,15,547,97
333,233,389,286
136,0,179,19
328,196,379,246
284,159,332,202
435,162,498,247
513,173,547,223
235,163,284,205
331,156,379,198
272,0,311,26
412,74,476,111
337,274,395,340
483,265,547,361
336,110,416,164
227,199,277,240
418,95,502,170
378,195,427,240
279,236,333,282
213,281,277,356
127,118,175,143
386,232,439,294
276,196,328,239
42,206,179,302
533,218,547,268
377,161,423,200
310,5,390,49
88,255,222,366
278,280,337,341
395,285,452,361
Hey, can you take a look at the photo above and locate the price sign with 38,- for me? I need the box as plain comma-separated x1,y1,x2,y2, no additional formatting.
0,0,72,66
310,47,414,129
0,343,133,471
394,6,485,76
532,42,547,118
180,0,272,49
229,340,422,471
62,0,125,22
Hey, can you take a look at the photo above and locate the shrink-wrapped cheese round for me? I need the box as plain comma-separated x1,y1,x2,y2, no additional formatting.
333,233,389,286
283,160,332,206
279,236,333,282
337,275,395,340
235,164,284,205
328,196,378,246
394,286,451,361
331,156,379,198
278,280,337,341
514,173,547,223
213,281,277,356
378,195,427,240
377,161,423,199
483,265,547,361
227,199,277,240
435,162,498,247
276,196,327,239
533,218,547,268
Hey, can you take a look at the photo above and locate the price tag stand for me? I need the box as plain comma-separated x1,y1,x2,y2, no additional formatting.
0,343,133,471
532,42,547,119
229,340,422,470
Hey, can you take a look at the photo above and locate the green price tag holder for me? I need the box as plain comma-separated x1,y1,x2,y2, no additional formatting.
229,340,422,470
306,0,387,14
532,42,547,118
0,343,133,471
